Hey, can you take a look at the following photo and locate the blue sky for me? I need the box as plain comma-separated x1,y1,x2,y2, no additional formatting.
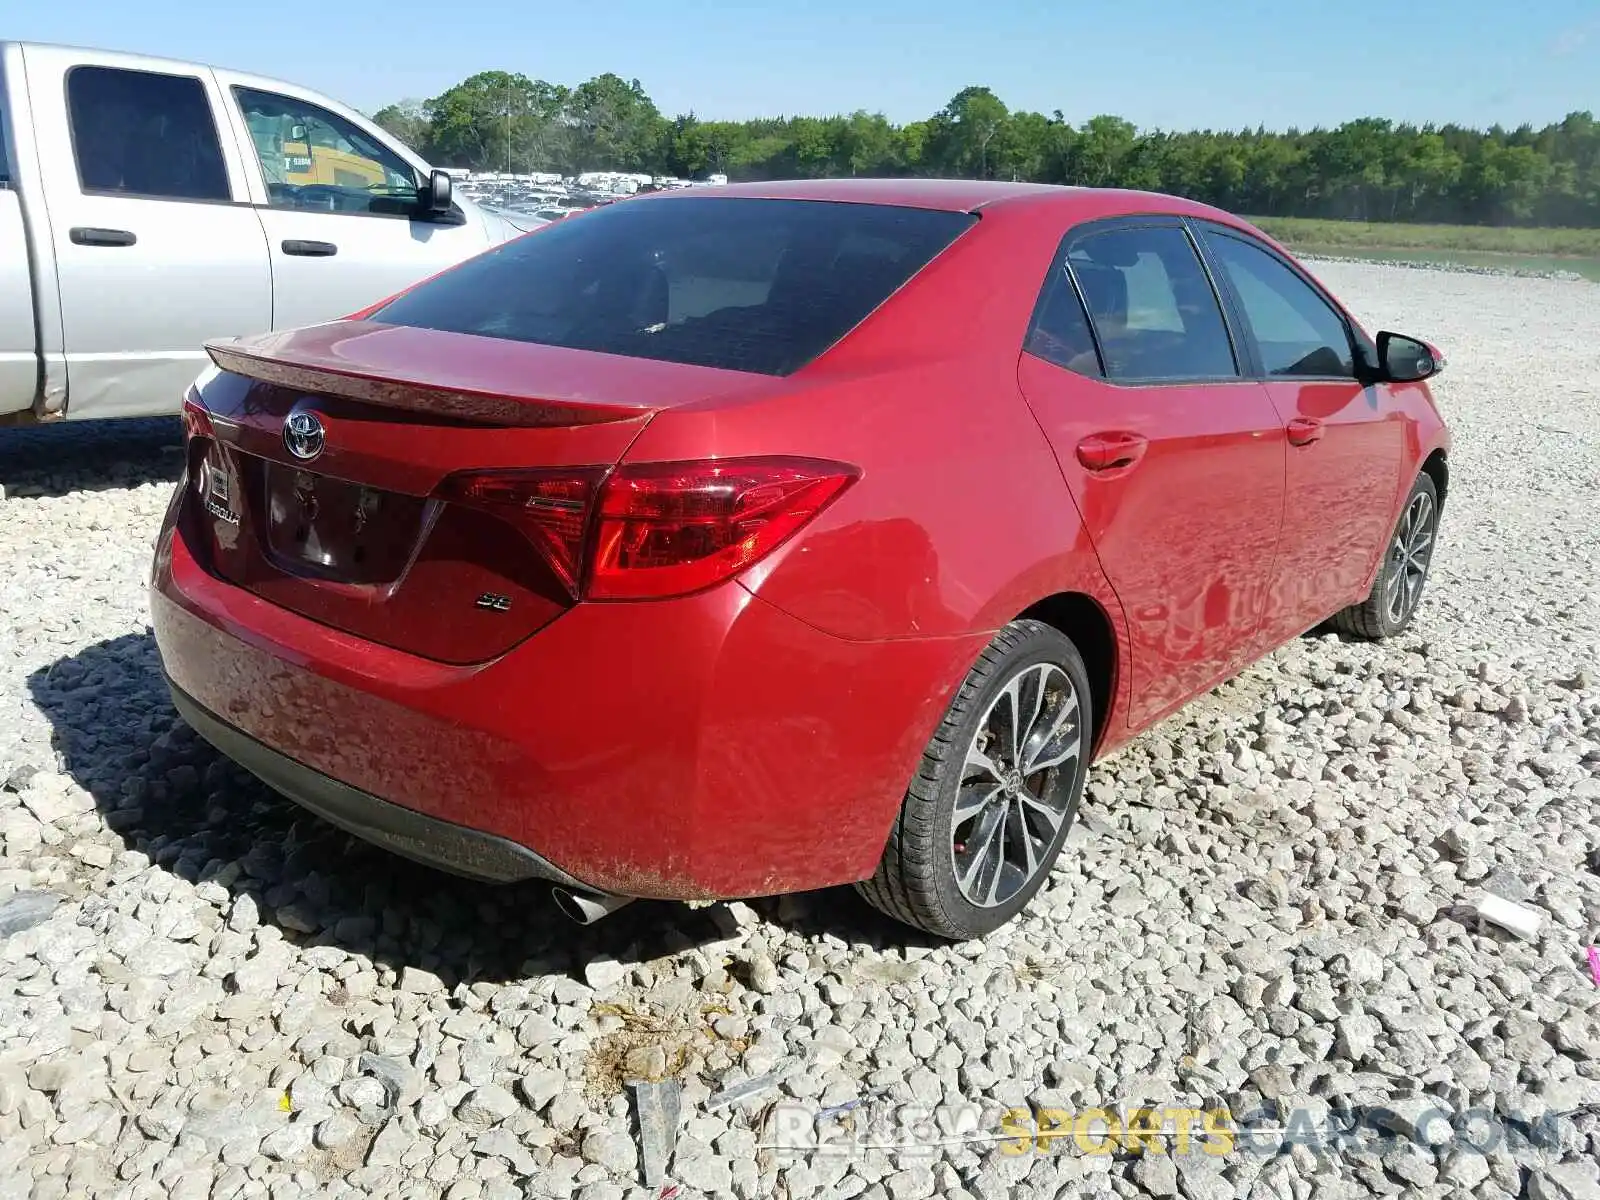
12,0,1599,130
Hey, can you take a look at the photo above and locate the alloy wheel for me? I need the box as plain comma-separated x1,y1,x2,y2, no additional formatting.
950,662,1083,908
1383,490,1436,624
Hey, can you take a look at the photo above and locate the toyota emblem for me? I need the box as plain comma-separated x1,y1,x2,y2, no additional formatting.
283,408,325,461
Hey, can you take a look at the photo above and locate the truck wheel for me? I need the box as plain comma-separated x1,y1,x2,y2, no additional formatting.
857,619,1092,940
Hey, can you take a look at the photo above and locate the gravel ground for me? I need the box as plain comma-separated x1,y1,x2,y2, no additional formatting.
2,261,1599,1200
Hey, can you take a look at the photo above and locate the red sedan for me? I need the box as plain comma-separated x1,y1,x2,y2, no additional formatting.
151,180,1449,939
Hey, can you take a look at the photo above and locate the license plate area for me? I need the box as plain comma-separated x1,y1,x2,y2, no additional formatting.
259,461,427,584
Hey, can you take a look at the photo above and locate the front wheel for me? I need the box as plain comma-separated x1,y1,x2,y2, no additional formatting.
1331,472,1440,640
856,620,1093,940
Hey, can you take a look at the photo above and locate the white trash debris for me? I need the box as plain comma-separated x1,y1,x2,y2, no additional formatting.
630,1078,681,1187
1474,893,1544,940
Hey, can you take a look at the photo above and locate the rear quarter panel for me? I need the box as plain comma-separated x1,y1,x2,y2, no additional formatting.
624,200,1132,727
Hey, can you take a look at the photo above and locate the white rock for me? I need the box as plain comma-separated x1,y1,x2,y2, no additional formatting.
580,1130,637,1175
315,1111,362,1150
518,1069,566,1111
261,1117,315,1161
458,1085,519,1127
400,965,445,994
583,957,629,991
366,1117,411,1166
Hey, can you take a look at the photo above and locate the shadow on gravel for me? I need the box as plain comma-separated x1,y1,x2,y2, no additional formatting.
28,632,928,984
0,417,183,497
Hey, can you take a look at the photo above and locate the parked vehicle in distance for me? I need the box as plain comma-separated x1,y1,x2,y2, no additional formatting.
0,42,538,425
151,180,1450,938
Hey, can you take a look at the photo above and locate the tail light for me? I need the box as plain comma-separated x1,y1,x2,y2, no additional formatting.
434,468,606,596
435,456,857,601
182,392,236,523
588,458,857,599
182,390,215,441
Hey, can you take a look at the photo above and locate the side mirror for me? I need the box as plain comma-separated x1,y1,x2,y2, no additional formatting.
289,123,308,143
419,169,453,217
1377,331,1444,383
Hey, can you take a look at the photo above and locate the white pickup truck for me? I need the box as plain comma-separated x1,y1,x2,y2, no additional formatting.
0,42,536,425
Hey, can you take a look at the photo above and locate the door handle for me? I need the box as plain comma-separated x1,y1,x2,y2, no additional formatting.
282,239,338,257
1287,417,1325,446
1075,431,1149,472
69,227,137,247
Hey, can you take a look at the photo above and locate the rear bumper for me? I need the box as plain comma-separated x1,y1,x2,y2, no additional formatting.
168,681,584,887
151,522,985,900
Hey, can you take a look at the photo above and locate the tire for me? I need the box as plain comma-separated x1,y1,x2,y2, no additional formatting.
857,619,1093,940
1330,472,1440,641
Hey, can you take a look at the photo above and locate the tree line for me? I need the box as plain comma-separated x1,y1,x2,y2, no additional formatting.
373,74,1600,228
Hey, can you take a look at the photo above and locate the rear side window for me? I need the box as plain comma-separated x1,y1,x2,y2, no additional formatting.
67,66,229,201
374,197,976,376
1200,231,1357,378
1067,226,1237,382
1025,266,1102,378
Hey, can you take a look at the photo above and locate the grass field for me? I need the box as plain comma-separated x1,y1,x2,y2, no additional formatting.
1250,216,1600,258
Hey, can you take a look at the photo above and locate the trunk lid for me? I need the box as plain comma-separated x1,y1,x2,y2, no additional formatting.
184,321,774,663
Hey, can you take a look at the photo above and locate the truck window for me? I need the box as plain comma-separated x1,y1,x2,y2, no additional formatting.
66,67,229,201
233,88,421,218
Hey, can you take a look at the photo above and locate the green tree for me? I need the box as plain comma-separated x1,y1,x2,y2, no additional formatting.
424,72,568,172
789,116,838,177
998,111,1055,182
372,100,429,154
837,111,897,176
931,87,1010,179
566,74,667,172
391,70,1600,229
1068,116,1138,187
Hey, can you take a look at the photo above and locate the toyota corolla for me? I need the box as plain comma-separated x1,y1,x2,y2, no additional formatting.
151,180,1450,939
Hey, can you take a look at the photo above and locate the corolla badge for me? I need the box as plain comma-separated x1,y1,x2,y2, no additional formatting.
283,408,326,461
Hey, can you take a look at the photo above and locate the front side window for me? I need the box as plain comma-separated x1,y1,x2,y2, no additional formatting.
234,88,420,217
1067,226,1237,382
374,197,975,376
67,66,229,201
1202,231,1356,378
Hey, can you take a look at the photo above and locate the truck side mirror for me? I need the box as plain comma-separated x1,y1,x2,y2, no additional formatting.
420,169,453,217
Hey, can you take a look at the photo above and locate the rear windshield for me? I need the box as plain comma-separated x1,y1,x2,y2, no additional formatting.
373,197,976,376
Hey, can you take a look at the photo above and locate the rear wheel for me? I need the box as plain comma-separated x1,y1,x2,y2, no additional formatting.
857,620,1092,940
1331,472,1440,640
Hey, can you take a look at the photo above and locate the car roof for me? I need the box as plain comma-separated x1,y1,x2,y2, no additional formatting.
692,177,1242,225
706,178,1055,210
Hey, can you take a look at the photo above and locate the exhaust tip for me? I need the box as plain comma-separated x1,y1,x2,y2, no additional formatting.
552,886,635,925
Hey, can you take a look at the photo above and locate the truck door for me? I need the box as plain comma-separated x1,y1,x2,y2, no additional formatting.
1,77,40,416
21,45,271,419
216,79,490,326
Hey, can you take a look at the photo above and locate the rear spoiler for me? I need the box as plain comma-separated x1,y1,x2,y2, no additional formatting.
204,324,654,429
